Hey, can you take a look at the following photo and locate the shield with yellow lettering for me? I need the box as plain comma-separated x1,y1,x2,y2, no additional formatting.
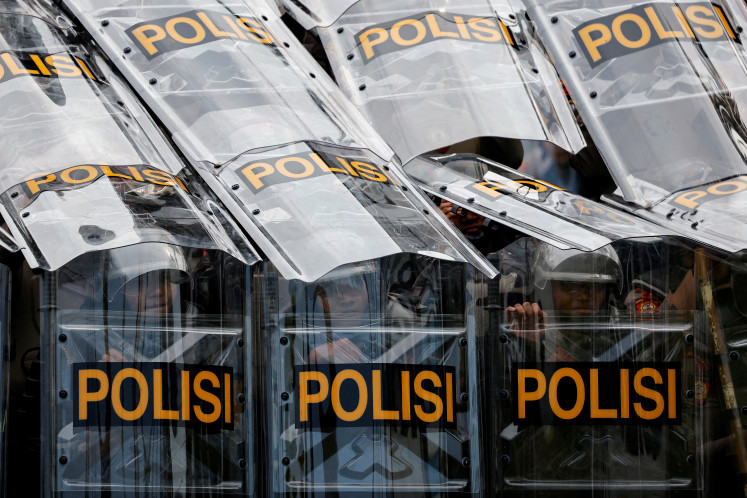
58,0,496,283
405,153,676,252
0,4,257,271
43,244,253,496
261,255,482,494
312,0,586,164
483,234,716,493
524,0,747,255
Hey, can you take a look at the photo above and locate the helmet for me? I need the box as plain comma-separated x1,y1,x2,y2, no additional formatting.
304,262,378,330
532,244,622,289
105,242,191,303
531,243,622,313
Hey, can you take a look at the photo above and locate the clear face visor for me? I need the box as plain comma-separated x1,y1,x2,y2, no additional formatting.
116,269,191,314
534,271,618,290
312,274,372,328
552,280,607,295
545,275,618,314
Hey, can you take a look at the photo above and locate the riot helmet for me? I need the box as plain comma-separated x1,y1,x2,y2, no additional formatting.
302,262,378,330
104,242,191,316
531,243,622,316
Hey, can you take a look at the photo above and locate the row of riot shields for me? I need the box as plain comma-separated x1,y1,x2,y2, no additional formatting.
0,0,745,496
54,0,493,283
7,232,739,497
276,0,747,259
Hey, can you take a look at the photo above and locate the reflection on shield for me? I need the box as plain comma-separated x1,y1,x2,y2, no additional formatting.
496,313,703,490
266,255,479,493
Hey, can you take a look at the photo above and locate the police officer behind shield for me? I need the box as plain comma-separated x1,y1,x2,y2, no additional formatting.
83,243,197,362
303,257,435,364
505,242,623,361
58,243,236,492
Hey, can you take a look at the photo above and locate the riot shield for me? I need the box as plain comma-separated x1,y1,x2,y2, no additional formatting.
277,0,358,30
405,153,676,252
0,0,66,26
495,313,703,491
41,243,253,497
0,4,257,270
694,248,747,495
260,255,482,494
481,234,742,495
315,0,585,164
523,0,747,255
59,0,495,282
0,265,10,497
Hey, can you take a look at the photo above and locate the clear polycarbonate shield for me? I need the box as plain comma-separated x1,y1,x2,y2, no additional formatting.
317,0,586,164
276,0,357,29
60,0,493,282
522,0,747,256
59,0,387,167
0,0,67,27
481,235,718,493
41,244,253,497
0,9,258,270
405,153,676,252
523,1,747,207
603,178,747,256
0,265,9,496
494,313,704,491
261,255,481,494
214,141,492,282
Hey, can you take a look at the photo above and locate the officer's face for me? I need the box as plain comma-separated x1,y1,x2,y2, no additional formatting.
316,278,370,327
122,271,178,315
439,199,486,235
551,281,606,315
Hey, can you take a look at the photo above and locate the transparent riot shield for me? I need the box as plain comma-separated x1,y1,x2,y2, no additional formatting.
694,248,747,495
0,4,257,271
523,0,747,255
260,255,482,494
277,0,358,29
216,141,491,282
0,0,67,24
59,0,494,283
480,234,740,495
495,312,703,491
317,0,585,164
41,243,253,497
0,264,10,496
405,153,676,252
59,0,386,169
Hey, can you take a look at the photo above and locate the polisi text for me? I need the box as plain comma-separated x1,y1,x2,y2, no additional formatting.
0,51,97,83
127,9,274,59
356,11,515,63
74,363,233,430
19,164,188,200
296,364,457,429
469,177,560,203
574,2,739,67
671,175,747,209
513,362,681,425
239,150,391,194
